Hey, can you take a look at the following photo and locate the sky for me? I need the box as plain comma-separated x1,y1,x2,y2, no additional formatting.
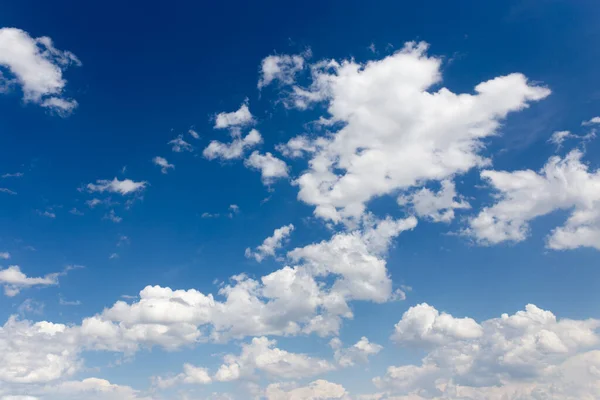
0,0,600,399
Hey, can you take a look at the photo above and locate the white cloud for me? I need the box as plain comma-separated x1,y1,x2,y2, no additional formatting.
0,252,9,260
258,52,307,89
86,178,147,195
582,116,600,126
152,156,174,174
188,128,200,139
244,151,289,185
214,103,254,129
153,364,212,388
276,135,321,158
85,198,102,208
331,336,383,367
271,41,549,223
373,304,600,399
467,150,600,250
390,303,483,346
265,380,348,400
203,129,262,160
68,208,83,216
0,266,60,297
2,172,23,178
398,180,470,223
0,28,80,114
245,224,295,262
214,336,334,382
548,130,573,148
168,134,194,152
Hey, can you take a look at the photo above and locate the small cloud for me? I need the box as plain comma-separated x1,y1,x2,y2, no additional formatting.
188,129,200,139
152,156,175,174
69,207,84,216
0,188,17,195
104,210,122,223
1,172,23,178
109,253,119,260
228,204,240,218
37,209,56,218
581,116,600,126
86,198,102,208
59,296,81,306
117,235,130,247
18,298,45,316
168,134,194,152
201,212,220,219
0,252,10,260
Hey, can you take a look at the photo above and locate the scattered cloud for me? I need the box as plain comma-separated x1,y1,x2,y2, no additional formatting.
168,134,194,152
86,178,147,195
244,151,289,185
0,27,81,114
245,223,295,262
203,129,262,160
467,150,600,250
69,208,83,216
0,252,10,260
152,156,175,174
0,266,60,296
188,128,200,139
0,188,17,195
214,103,254,129
398,180,470,223
258,51,308,89
103,210,122,223
581,116,600,126
330,336,382,367
2,172,23,178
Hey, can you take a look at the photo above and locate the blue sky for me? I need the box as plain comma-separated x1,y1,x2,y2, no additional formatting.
1,1,600,399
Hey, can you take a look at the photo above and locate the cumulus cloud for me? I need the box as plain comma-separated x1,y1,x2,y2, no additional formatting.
258,52,308,89
153,364,212,388
245,224,295,262
467,150,600,250
244,151,289,185
0,28,80,114
152,156,174,174
398,180,470,223
331,336,383,367
203,129,262,160
582,116,600,126
86,178,147,195
373,303,600,399
265,379,348,400
0,266,60,297
214,103,254,129
214,336,334,382
269,41,549,223
276,135,322,158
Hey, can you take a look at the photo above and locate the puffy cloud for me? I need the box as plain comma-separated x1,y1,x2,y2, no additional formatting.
244,151,289,185
168,134,194,152
0,316,80,383
467,150,600,250
331,336,383,367
258,52,307,89
265,380,348,400
214,336,334,381
245,224,295,262
0,266,60,297
214,103,254,129
1,378,151,400
373,304,600,398
153,364,212,388
276,135,322,158
272,42,549,223
152,156,174,174
86,178,147,195
398,180,470,223
0,28,80,114
391,303,483,346
203,129,262,160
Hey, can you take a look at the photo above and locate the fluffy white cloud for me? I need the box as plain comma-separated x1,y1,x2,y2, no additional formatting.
203,129,262,160
276,135,322,158
0,28,80,114
467,150,600,250
331,336,383,367
391,303,483,346
168,134,194,152
373,304,600,399
0,266,60,297
258,52,307,89
0,378,150,400
265,380,348,400
153,363,212,388
86,178,147,195
152,156,174,174
398,180,470,223
245,224,295,262
214,336,334,381
272,42,549,223
244,151,289,185
214,103,254,129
